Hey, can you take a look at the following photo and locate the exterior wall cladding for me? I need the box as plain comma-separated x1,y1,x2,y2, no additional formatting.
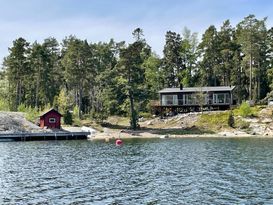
40,109,62,129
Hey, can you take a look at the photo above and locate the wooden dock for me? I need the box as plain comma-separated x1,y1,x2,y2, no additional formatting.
0,132,90,141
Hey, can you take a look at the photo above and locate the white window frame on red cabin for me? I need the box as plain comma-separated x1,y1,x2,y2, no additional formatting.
49,118,56,123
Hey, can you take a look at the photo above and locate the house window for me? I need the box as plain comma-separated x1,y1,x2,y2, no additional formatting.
49,118,56,123
213,93,230,104
162,95,178,105
185,94,197,105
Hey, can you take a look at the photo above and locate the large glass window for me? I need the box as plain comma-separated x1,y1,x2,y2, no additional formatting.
213,93,230,104
185,94,197,105
162,95,178,105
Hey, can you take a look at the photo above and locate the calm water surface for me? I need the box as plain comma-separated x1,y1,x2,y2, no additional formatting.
1,138,273,204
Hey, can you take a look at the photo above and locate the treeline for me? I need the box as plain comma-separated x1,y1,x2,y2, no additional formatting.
1,14,273,129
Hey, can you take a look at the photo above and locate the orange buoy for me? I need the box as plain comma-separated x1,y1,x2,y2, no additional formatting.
115,139,123,146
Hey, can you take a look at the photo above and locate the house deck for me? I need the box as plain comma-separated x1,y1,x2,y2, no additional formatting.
154,86,235,115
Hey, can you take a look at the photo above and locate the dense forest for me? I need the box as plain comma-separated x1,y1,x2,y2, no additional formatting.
1,14,273,129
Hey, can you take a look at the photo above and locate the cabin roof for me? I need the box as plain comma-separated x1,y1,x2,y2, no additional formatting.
159,86,235,93
40,108,62,117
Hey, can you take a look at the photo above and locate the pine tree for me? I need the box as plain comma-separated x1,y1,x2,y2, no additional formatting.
236,14,268,101
3,38,30,110
162,31,182,87
115,28,151,129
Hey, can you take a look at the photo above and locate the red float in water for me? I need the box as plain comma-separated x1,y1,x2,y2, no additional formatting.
115,139,123,146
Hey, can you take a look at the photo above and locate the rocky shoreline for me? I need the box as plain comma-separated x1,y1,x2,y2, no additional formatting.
90,128,270,141
1,107,273,140
0,112,44,134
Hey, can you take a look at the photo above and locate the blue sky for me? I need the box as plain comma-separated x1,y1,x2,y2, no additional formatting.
0,0,273,62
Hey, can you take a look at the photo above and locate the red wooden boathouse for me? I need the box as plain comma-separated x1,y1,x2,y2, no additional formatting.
40,108,62,129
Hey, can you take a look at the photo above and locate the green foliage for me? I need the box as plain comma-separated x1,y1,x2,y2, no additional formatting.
228,111,235,128
143,54,162,99
196,112,230,131
235,119,250,129
3,37,30,111
1,14,273,123
250,106,262,117
25,107,40,122
57,89,70,114
238,101,252,117
0,74,9,110
139,112,153,119
90,106,108,123
233,104,262,118
0,98,9,111
162,31,182,87
72,118,82,127
17,104,39,122
73,105,80,120
236,15,268,101
115,28,151,129
41,103,51,113
63,110,73,125
17,104,27,112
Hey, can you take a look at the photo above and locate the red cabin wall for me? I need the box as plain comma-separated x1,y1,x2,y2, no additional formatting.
40,110,61,129
40,117,45,128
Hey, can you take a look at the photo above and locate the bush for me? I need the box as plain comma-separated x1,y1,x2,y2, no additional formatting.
228,111,235,128
73,105,80,119
0,98,9,111
18,104,27,112
139,112,153,119
238,101,252,117
235,119,250,129
63,110,73,125
196,112,230,131
25,106,39,122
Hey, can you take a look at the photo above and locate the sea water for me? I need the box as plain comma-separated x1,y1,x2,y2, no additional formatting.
0,138,273,204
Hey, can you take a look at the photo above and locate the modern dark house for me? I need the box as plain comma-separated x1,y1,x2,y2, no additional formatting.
40,108,62,129
156,86,235,114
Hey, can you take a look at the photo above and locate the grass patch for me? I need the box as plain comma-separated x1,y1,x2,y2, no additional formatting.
151,127,215,135
196,110,251,132
195,112,230,131
234,118,250,130
139,112,153,119
105,116,130,127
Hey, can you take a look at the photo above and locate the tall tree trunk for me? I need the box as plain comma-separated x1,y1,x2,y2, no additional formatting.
75,89,78,109
238,68,242,104
35,68,40,108
129,90,137,130
249,53,252,101
15,81,20,110
128,64,137,130
18,79,22,107
257,62,260,101
79,86,83,119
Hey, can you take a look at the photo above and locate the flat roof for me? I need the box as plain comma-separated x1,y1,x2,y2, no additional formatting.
159,86,235,93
